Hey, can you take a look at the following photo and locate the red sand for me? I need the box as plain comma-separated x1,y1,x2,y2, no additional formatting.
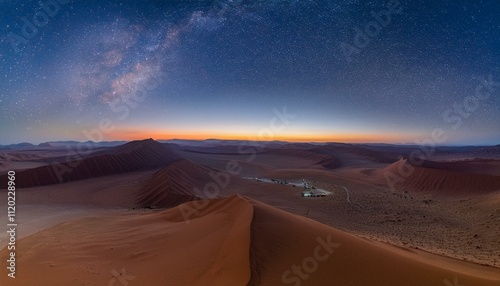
136,159,213,208
1,195,498,285
381,158,500,195
1,139,499,285
0,139,178,188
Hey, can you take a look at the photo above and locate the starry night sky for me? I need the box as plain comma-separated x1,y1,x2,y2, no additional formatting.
0,0,499,145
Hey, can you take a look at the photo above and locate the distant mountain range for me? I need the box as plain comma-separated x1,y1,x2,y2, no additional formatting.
0,140,127,150
0,139,499,152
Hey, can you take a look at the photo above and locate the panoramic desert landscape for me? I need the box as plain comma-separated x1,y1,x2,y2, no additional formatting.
2,0,500,285
0,139,499,285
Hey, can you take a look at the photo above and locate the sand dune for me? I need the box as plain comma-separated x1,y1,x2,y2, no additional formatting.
0,139,179,188
2,195,498,286
136,159,214,208
247,197,499,285
0,195,253,286
416,158,500,175
265,148,340,169
309,144,397,168
1,140,500,285
382,158,500,195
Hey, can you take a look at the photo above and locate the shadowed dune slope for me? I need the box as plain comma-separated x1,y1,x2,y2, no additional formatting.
0,139,179,188
381,158,500,195
0,195,253,286
2,195,498,285
247,197,499,286
136,159,214,208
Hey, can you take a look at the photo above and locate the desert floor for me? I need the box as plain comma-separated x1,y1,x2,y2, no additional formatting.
0,141,499,285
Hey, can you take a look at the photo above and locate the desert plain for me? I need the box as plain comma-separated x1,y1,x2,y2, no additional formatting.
0,138,499,285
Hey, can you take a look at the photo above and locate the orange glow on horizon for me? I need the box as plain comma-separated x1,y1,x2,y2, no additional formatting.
105,128,415,144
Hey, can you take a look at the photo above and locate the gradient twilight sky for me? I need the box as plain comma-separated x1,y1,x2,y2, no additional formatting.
0,0,499,145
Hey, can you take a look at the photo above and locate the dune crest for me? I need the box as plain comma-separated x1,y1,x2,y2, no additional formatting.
1,195,499,285
0,195,253,286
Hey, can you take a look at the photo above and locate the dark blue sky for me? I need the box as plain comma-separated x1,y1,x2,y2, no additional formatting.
1,0,499,144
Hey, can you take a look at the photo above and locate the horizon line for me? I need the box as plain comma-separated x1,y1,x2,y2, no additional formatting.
0,137,498,147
